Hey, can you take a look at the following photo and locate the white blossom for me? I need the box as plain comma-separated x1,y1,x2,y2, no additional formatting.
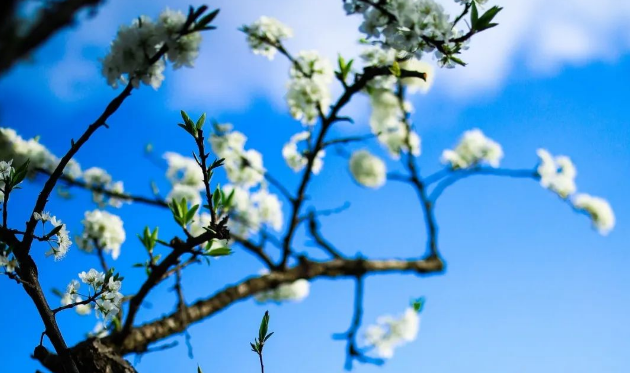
349,150,387,188
34,212,72,261
74,297,92,316
282,131,325,174
79,268,106,286
166,183,202,208
369,90,421,158
255,278,310,303
399,58,435,94
156,8,202,69
536,149,577,198
364,307,420,358
244,16,293,60
90,322,110,338
441,128,503,169
76,210,126,260
0,255,17,272
251,189,283,231
83,167,129,208
345,0,463,63
222,185,261,237
101,8,202,89
210,125,265,188
572,194,615,235
0,127,80,178
286,51,333,125
76,269,123,320
0,160,12,180
163,152,204,190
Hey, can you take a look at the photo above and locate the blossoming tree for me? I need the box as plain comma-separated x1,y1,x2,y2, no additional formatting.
0,1,615,372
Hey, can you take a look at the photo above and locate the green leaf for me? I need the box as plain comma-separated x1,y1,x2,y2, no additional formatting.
196,113,207,131
259,310,270,342
471,1,479,28
198,8,220,28
389,60,401,77
207,247,231,257
475,6,502,31
186,204,200,225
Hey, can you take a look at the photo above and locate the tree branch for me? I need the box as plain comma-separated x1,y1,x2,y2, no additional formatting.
99,256,443,355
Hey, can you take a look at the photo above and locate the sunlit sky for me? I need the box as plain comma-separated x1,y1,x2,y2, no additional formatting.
1,1,629,372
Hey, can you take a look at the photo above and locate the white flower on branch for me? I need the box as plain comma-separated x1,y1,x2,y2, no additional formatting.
209,124,265,188
166,184,202,208
369,90,421,158
399,58,435,94
441,128,503,169
83,167,129,208
163,151,205,190
0,159,12,180
349,150,387,188
156,8,202,69
286,51,333,125
572,194,615,235
364,307,420,359
74,297,92,316
282,131,325,174
0,127,81,179
79,268,105,286
34,212,72,261
76,269,123,320
76,210,126,260
345,0,460,61
536,149,577,199
244,16,293,60
251,188,283,231
101,8,203,89
254,278,310,303
0,255,17,272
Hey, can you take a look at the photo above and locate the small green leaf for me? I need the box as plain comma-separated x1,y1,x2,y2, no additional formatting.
389,60,401,77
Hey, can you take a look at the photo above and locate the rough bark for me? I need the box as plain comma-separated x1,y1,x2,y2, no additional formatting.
35,256,443,372
35,339,137,373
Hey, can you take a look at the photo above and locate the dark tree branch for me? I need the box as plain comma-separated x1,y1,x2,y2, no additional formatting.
307,212,344,259
334,275,383,370
429,167,539,202
0,0,106,75
96,256,444,355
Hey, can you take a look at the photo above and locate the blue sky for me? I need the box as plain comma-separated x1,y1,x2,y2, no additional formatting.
1,1,629,372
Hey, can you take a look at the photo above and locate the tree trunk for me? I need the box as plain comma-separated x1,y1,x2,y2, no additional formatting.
35,338,137,373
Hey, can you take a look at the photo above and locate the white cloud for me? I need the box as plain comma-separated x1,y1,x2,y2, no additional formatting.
33,0,630,108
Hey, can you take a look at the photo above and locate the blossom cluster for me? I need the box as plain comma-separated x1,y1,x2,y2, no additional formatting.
282,131,325,175
61,269,123,320
33,211,72,261
0,160,13,203
101,8,203,89
441,128,503,169
536,149,614,234
243,16,294,60
76,210,126,260
0,245,17,273
0,128,134,208
286,51,334,125
163,151,205,207
369,90,421,158
254,278,310,303
364,306,421,358
0,127,81,179
344,0,468,67
207,125,284,237
83,167,129,208
349,150,387,188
